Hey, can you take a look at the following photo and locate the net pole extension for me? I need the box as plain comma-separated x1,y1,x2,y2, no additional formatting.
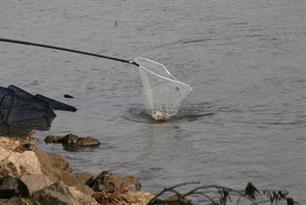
0,38,139,66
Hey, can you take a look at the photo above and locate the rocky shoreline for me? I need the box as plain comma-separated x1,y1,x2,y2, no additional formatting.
0,136,154,205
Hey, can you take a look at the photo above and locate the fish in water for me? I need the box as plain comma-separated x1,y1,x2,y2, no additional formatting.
153,111,166,121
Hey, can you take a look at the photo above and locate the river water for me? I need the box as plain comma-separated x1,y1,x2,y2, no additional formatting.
0,0,305,202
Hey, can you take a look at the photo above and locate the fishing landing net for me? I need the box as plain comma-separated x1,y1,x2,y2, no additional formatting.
135,57,193,120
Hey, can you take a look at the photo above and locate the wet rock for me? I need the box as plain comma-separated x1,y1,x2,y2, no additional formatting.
20,174,53,195
0,176,29,198
44,134,101,150
60,134,101,147
44,135,62,143
87,171,142,192
32,181,98,205
60,134,79,144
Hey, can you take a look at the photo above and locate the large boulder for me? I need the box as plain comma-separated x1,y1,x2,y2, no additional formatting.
87,171,142,192
5,151,42,176
20,174,53,195
32,145,93,195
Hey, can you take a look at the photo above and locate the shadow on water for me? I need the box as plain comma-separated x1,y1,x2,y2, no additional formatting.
0,85,76,137
122,102,215,123
0,115,55,137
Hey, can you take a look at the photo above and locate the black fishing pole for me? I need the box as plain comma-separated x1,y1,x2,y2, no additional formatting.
0,38,139,66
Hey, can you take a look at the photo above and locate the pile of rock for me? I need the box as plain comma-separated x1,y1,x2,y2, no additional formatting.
0,136,154,205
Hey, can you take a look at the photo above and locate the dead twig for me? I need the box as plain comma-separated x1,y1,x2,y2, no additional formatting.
147,182,297,205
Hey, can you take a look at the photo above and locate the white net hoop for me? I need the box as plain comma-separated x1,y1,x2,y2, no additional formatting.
135,57,193,120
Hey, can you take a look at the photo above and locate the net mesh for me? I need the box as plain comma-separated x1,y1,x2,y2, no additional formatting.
135,57,192,120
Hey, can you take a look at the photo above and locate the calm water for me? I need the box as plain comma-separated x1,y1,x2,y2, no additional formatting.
1,0,305,202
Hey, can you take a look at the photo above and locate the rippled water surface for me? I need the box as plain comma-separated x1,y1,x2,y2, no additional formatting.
1,0,305,202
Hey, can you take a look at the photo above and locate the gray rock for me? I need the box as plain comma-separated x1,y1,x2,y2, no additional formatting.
32,181,76,205
0,176,29,198
32,181,98,205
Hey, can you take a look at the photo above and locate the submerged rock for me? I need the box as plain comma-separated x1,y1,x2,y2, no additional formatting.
87,171,142,192
44,135,62,143
45,134,101,151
